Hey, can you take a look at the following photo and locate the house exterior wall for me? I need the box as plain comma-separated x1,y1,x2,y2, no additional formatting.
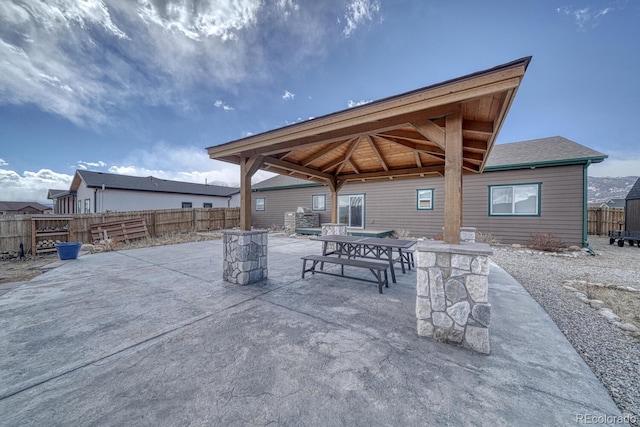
252,164,587,246
252,185,332,229
75,183,236,213
625,200,640,232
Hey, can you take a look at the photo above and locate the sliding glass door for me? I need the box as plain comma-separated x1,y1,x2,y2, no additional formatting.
338,194,364,228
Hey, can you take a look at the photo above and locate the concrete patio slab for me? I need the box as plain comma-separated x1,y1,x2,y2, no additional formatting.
0,236,625,426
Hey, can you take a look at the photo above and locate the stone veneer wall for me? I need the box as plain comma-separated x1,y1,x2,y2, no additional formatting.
321,223,347,252
284,209,320,234
416,239,493,354
223,230,268,285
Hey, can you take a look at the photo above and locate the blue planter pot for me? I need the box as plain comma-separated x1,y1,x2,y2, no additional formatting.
55,242,82,260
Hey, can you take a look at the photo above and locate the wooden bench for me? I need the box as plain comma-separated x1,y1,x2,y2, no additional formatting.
90,218,150,244
395,248,415,270
301,255,389,294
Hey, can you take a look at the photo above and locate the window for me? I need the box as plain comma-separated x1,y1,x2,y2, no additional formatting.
256,198,265,211
182,202,192,208
416,189,434,210
203,203,213,208
489,183,541,216
84,199,90,213
77,199,82,214
312,195,326,211
338,194,364,228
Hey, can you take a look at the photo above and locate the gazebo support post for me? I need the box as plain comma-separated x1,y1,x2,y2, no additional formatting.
223,155,268,285
443,109,463,245
322,179,347,248
415,109,493,354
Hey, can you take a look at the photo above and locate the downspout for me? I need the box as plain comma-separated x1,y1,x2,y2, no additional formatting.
583,160,595,255
93,188,98,213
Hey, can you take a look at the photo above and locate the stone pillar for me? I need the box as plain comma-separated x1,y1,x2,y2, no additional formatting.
223,229,268,285
321,223,347,253
416,240,493,354
460,227,476,244
321,223,347,237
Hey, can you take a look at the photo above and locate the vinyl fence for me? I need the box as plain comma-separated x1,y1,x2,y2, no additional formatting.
587,207,625,236
0,208,240,254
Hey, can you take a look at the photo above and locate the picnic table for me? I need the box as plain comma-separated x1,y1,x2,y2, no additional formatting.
310,235,416,284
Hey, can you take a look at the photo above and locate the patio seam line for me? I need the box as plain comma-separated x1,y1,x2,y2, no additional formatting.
0,274,305,402
520,383,614,413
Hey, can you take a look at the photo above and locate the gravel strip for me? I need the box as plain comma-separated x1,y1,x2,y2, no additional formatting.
490,236,639,425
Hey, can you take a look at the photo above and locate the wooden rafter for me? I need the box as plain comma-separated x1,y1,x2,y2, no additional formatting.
338,165,444,181
301,140,348,166
463,120,493,137
375,135,445,161
366,136,389,171
410,118,445,149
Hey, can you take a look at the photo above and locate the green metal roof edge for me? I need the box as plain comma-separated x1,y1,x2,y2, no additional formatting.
253,183,325,192
484,155,607,172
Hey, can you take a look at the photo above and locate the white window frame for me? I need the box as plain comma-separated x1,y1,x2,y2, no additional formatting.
256,198,265,211
489,183,541,216
312,195,326,211
416,188,434,210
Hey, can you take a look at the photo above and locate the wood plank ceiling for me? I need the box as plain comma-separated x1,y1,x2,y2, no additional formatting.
207,57,531,189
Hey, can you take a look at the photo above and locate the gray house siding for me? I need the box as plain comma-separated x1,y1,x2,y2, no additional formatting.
252,186,333,229
252,164,586,246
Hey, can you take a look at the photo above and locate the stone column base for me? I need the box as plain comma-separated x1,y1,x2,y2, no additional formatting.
416,240,493,354
321,223,347,252
223,230,268,285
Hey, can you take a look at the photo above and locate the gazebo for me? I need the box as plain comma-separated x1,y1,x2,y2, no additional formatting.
207,57,531,353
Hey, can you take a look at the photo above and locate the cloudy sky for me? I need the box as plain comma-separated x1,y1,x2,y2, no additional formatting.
1,0,639,203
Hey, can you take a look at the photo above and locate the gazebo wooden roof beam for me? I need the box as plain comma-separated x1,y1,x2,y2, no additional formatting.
207,57,531,241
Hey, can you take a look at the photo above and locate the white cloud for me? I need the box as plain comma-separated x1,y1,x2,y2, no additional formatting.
557,5,613,29
106,143,274,186
347,99,372,108
0,158,7,166
77,160,107,170
0,143,280,203
0,168,73,203
282,90,295,100
342,0,381,36
214,100,234,111
136,0,260,41
0,1,384,128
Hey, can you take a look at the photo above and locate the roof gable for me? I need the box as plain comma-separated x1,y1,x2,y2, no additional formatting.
209,57,532,185
626,178,640,200
72,170,239,197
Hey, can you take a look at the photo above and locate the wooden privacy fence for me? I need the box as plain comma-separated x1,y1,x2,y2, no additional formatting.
0,207,240,253
587,207,625,236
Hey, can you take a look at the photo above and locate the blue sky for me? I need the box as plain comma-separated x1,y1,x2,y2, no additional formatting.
1,0,639,203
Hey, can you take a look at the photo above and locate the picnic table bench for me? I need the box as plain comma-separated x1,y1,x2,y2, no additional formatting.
301,255,389,294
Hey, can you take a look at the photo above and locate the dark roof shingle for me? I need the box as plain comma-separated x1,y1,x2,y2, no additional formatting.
75,170,239,197
486,136,606,169
626,178,640,201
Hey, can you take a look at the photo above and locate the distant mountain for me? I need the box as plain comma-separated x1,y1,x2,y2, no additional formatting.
588,176,639,203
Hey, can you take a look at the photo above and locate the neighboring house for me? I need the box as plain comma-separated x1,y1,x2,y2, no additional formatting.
595,198,626,209
47,189,76,214
48,170,240,214
0,201,52,215
624,178,640,232
251,136,607,246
